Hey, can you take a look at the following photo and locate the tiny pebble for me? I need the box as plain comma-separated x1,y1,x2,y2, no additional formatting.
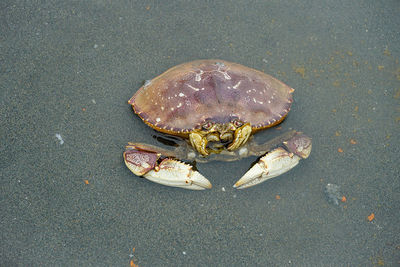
55,133,64,145
324,183,342,205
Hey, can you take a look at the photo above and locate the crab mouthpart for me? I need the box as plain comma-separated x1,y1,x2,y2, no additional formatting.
190,123,252,156
219,131,234,142
189,132,209,156
227,123,252,151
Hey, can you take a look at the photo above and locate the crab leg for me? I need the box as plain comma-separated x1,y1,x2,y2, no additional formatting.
123,144,212,190
234,133,312,189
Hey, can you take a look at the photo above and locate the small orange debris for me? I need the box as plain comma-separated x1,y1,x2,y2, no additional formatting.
378,65,384,70
335,131,341,137
383,48,391,56
332,80,340,87
146,5,150,10
129,247,138,267
275,195,281,200
294,66,305,78
84,179,89,185
130,259,138,267
341,196,347,202
350,139,357,144
338,148,343,153
82,107,86,111
394,89,400,99
367,213,375,222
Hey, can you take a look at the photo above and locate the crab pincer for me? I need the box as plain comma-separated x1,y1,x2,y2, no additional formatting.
123,144,212,190
234,133,312,189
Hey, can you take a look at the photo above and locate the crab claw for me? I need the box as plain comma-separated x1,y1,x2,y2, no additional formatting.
234,133,312,189
143,158,212,190
233,147,301,189
124,145,212,190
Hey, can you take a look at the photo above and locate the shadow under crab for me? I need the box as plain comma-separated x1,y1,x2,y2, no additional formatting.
123,60,312,190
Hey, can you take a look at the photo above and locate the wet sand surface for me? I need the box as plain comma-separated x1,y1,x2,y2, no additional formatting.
1,1,399,266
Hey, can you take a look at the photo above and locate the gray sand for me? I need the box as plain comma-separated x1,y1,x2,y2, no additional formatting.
1,1,399,266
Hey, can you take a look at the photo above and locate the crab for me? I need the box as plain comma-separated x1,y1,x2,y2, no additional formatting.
123,60,312,190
